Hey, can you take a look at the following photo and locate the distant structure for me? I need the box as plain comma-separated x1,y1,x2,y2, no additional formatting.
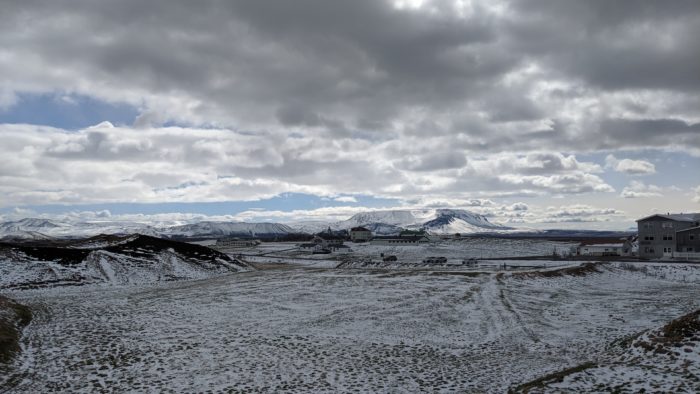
215,238,261,248
312,229,345,247
300,234,352,254
370,234,430,245
577,239,634,257
637,213,700,258
349,226,372,243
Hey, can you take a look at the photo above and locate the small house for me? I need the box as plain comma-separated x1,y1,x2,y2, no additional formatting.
349,226,372,243
577,239,633,257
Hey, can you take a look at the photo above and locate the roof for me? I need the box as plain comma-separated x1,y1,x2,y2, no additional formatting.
578,239,628,246
350,226,371,232
676,226,700,233
637,213,700,222
314,234,345,240
579,243,624,248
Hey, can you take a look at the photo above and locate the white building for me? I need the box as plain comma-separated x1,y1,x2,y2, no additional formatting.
577,240,633,257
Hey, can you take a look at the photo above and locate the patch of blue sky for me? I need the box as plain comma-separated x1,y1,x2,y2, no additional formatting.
0,193,401,217
0,92,139,130
578,150,700,191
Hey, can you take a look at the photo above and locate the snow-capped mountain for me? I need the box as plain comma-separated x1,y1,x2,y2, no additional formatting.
417,209,511,234
159,221,295,238
338,209,512,234
0,218,296,240
340,210,430,228
0,209,514,240
286,209,515,235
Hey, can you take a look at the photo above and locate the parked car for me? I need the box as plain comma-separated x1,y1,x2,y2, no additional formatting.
382,255,398,262
422,256,447,264
462,258,478,265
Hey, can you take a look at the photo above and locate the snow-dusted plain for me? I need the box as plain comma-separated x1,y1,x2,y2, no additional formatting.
1,247,699,392
222,238,578,270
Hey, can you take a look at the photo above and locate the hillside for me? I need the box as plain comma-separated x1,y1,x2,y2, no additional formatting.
161,221,295,238
0,218,297,241
0,235,251,290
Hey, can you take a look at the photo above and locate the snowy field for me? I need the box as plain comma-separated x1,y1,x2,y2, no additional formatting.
216,238,579,270
2,261,699,392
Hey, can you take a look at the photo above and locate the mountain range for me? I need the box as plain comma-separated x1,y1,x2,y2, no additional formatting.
339,209,512,234
0,209,516,240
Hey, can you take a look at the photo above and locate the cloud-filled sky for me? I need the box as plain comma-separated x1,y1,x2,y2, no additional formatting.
1,0,699,229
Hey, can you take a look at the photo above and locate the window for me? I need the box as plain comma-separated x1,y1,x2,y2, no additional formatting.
644,247,650,253
662,222,674,228
644,236,655,241
662,235,673,241
691,234,695,240
687,248,694,252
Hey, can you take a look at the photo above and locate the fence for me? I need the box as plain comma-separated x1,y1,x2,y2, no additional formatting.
662,252,700,261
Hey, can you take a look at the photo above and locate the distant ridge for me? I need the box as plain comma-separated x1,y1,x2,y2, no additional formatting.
288,208,517,235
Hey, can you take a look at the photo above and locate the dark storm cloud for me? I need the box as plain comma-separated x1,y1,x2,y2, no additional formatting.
2,0,700,209
2,0,699,148
596,118,700,150
505,0,700,91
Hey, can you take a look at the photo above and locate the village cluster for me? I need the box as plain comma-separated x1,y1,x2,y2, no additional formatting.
211,212,700,263
578,212,700,260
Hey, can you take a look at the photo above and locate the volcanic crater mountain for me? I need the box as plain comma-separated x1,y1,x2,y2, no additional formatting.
333,209,513,235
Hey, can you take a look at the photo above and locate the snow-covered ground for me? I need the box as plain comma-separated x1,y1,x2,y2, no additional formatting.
1,261,699,392
216,238,578,270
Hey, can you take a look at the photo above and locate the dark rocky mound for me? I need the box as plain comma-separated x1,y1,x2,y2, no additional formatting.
0,296,31,364
0,235,252,290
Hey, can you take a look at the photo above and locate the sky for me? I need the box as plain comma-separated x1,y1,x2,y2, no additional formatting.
1,0,699,229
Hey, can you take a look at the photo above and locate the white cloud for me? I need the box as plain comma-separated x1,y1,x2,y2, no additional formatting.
605,154,656,175
0,123,622,209
620,181,663,198
0,1,695,230
693,185,700,203
498,173,614,194
333,196,358,203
